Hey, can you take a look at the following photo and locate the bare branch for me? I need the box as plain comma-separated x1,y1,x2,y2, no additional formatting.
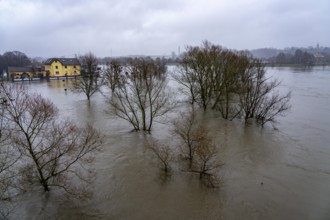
71,52,101,100
106,58,175,132
146,140,174,173
0,82,103,196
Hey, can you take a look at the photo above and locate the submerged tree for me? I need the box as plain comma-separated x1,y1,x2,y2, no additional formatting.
147,140,173,173
255,91,291,126
172,110,207,165
106,58,175,132
0,83,103,194
103,60,123,93
194,136,221,179
175,41,243,114
175,41,291,126
237,59,291,125
176,41,221,110
72,52,100,100
173,110,222,186
0,89,19,218
172,63,199,105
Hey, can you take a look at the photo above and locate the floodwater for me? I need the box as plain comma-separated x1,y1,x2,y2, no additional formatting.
10,66,330,220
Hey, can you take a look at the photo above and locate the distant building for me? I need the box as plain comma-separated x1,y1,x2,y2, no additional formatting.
314,53,326,65
44,58,80,77
8,66,45,80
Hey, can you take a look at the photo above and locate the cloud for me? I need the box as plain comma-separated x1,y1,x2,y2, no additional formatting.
0,0,329,57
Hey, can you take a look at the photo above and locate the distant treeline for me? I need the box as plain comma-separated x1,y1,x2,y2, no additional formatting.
250,46,330,66
0,51,45,75
273,49,316,66
0,51,31,74
2,45,330,75
98,56,180,66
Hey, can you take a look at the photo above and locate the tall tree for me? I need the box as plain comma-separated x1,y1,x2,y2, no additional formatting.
211,50,245,119
2,51,31,67
0,89,20,218
173,110,207,165
72,52,100,100
0,83,103,194
0,51,31,76
173,110,222,182
237,59,291,125
178,41,220,110
107,58,174,132
103,60,122,93
176,41,241,115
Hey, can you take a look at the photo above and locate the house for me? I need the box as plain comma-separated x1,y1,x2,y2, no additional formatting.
44,58,80,77
313,53,326,65
8,66,46,80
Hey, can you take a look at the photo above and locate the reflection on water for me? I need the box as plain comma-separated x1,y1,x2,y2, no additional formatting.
10,66,330,220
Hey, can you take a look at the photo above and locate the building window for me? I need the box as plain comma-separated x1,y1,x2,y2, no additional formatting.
56,66,58,69
55,71,59,75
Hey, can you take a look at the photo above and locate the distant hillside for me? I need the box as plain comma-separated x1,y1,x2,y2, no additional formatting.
249,45,330,65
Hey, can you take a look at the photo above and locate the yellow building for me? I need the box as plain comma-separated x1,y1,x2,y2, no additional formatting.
44,58,80,77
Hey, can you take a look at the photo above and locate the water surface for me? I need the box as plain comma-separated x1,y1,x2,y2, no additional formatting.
13,66,330,220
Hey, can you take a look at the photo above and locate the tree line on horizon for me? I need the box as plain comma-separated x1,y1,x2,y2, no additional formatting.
0,51,178,77
250,46,330,66
2,43,330,76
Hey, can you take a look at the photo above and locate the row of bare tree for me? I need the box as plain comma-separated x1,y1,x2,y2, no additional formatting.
0,83,103,216
71,54,174,132
174,41,291,126
74,42,290,130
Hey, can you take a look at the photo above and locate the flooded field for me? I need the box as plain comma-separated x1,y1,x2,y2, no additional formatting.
11,66,330,220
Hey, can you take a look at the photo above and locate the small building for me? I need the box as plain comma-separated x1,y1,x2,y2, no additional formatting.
314,53,326,65
44,58,80,77
8,66,45,80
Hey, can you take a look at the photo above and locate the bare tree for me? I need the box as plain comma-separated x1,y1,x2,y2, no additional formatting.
0,145,15,219
176,41,221,110
194,137,221,179
0,83,103,195
175,41,291,127
173,110,207,166
175,41,241,116
147,140,173,173
173,110,222,187
107,58,175,132
0,139,18,200
211,51,246,119
0,85,20,219
103,60,122,93
237,59,291,125
255,91,291,126
72,52,100,100
172,62,199,105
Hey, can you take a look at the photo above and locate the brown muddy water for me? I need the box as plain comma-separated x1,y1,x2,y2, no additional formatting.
10,66,330,220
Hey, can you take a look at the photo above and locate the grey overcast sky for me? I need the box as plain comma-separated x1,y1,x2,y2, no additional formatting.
0,0,329,57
